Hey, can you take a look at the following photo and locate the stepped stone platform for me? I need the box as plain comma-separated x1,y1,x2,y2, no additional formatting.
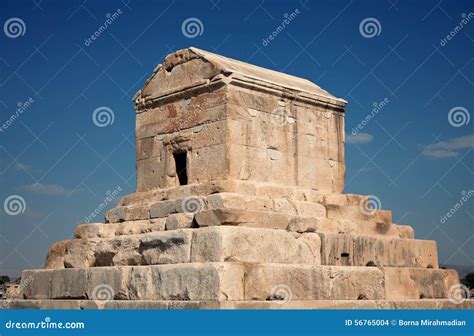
6,48,471,309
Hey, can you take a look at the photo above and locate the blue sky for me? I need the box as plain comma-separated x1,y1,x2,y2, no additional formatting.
0,0,472,277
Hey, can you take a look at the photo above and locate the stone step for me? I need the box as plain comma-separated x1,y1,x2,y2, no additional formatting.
23,263,242,302
21,264,458,302
53,226,427,269
383,267,460,300
287,216,413,238
75,214,413,241
106,192,391,226
319,233,438,268
4,299,473,310
74,219,166,239
116,180,365,208
46,227,322,269
326,204,392,224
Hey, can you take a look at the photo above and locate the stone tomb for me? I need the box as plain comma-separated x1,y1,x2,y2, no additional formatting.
6,48,471,309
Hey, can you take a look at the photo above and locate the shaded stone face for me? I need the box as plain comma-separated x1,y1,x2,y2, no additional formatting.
134,48,346,193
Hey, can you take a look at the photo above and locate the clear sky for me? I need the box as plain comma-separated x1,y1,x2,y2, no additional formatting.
0,0,472,277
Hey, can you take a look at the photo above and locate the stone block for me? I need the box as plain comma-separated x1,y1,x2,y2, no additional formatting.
47,230,194,268
383,268,459,300
189,144,227,183
206,193,272,212
244,264,384,301
255,184,292,199
136,93,227,139
105,207,127,223
150,199,181,218
74,219,166,239
139,230,193,265
354,220,398,237
154,263,244,301
22,263,245,301
194,209,289,230
190,226,321,264
136,157,166,191
165,213,194,230
353,237,438,268
287,217,355,235
323,193,348,206
44,240,69,269
396,225,415,239
319,233,353,266
296,201,326,218
63,240,97,268
105,205,149,223
21,269,52,299
326,204,392,224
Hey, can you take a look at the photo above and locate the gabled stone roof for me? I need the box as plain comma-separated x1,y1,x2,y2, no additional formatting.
134,47,346,107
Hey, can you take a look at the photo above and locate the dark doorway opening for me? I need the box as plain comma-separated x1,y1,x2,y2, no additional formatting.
173,151,188,185
340,252,350,266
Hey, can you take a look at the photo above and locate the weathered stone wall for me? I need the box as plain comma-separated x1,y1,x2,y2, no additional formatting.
135,85,228,191
135,84,345,193
227,85,345,192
